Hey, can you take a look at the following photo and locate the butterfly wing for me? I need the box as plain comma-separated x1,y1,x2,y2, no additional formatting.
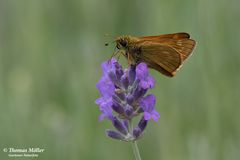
139,42,182,77
139,33,196,62
140,32,190,40
157,38,196,61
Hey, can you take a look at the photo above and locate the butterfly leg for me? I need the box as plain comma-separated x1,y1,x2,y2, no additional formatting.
127,52,131,65
108,49,119,63
117,53,121,61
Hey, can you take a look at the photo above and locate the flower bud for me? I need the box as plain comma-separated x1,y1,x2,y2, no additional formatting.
106,130,125,141
128,65,136,85
112,117,128,135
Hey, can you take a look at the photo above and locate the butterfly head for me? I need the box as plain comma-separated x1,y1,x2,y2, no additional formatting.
116,36,131,50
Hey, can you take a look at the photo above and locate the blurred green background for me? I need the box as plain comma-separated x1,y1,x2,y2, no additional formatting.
0,0,240,159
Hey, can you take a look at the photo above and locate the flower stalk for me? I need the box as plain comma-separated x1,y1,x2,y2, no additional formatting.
129,119,142,160
132,141,142,160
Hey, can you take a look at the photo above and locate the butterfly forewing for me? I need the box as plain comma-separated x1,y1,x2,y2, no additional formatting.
139,33,196,62
160,39,196,61
140,42,182,77
140,32,190,41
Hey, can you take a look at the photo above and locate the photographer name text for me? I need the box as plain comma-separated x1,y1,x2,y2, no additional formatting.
8,148,44,153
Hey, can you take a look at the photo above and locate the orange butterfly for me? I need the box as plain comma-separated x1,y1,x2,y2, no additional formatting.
115,33,196,77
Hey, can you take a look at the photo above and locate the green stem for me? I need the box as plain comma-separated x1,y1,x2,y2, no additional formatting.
129,120,142,160
131,141,142,160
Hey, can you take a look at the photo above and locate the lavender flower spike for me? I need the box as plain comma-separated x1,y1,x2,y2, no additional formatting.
96,58,160,142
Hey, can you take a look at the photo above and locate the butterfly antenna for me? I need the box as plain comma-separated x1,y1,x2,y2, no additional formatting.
104,33,119,63
104,33,115,47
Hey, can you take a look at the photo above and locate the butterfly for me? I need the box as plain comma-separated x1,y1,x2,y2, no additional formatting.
115,32,196,77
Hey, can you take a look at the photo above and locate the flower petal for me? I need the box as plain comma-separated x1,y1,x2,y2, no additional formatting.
140,94,160,121
140,94,156,111
101,58,117,75
152,110,160,121
143,112,152,120
136,63,148,80
99,103,114,121
136,63,155,89
96,76,114,97
146,76,155,88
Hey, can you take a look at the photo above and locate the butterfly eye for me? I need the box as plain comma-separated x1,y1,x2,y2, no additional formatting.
120,40,128,47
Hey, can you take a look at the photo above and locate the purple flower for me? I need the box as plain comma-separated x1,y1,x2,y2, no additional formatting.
101,58,118,75
133,116,148,138
96,58,160,141
98,104,114,121
106,130,126,141
140,94,160,121
96,76,114,98
136,63,155,89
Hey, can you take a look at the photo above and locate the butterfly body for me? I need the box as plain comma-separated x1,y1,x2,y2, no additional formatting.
115,33,196,77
